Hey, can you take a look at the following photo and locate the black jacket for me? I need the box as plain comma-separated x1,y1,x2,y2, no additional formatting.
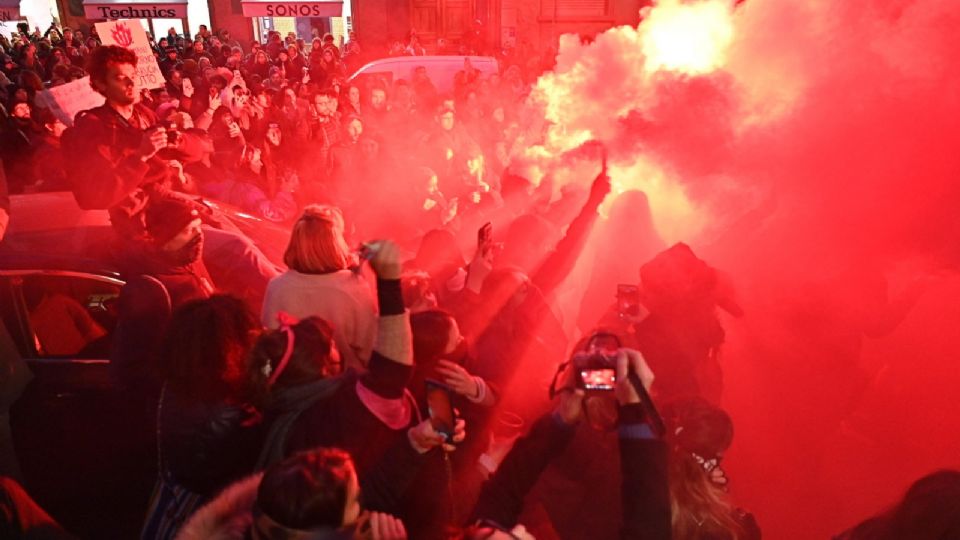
159,389,264,495
472,409,671,540
62,104,163,211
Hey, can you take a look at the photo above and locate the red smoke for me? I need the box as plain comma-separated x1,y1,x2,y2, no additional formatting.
523,0,960,536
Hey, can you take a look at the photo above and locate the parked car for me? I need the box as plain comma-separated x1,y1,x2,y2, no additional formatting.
348,55,499,94
0,192,290,538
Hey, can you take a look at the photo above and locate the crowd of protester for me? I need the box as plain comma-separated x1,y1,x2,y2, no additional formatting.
1,19,958,540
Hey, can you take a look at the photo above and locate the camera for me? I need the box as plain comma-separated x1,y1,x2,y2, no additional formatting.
573,351,618,391
164,121,180,145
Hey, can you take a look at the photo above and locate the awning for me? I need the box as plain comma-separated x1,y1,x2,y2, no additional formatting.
240,0,342,18
82,0,187,20
0,0,20,21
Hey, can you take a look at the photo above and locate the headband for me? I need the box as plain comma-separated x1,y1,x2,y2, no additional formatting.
264,312,297,387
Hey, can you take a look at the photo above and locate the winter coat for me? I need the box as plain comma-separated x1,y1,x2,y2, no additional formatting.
62,104,162,211
159,389,264,495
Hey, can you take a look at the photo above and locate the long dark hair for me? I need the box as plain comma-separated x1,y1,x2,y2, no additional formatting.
411,310,456,367
158,295,258,402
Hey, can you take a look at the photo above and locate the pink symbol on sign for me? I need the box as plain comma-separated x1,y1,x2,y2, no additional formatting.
111,22,134,48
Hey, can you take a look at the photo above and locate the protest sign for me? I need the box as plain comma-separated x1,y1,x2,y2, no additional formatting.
35,77,106,127
96,19,164,90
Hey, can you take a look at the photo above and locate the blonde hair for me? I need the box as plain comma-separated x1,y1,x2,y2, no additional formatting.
284,205,352,274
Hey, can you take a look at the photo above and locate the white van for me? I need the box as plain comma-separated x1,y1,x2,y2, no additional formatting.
348,56,500,94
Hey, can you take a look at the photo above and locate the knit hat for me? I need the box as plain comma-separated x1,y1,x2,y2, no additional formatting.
145,195,199,246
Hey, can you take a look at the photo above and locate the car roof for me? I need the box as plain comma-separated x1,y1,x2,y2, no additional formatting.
1,193,118,276
356,55,498,68
350,56,499,79
0,192,288,275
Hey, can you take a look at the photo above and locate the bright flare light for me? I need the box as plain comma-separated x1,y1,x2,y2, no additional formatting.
641,0,735,75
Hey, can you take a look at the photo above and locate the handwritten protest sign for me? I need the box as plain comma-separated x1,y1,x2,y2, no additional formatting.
35,77,106,127
96,19,164,90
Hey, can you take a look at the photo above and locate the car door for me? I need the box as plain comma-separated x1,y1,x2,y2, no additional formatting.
1,270,155,538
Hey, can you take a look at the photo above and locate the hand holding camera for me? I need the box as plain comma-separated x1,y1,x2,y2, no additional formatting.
165,121,181,146
139,127,169,161
567,344,653,402
614,348,654,406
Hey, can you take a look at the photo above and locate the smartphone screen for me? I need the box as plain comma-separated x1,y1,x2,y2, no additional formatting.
617,284,642,318
425,380,455,440
581,369,616,390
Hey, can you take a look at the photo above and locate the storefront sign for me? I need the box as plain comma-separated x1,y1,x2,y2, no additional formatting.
240,0,342,18
0,0,20,21
96,19,165,89
35,77,106,127
83,0,187,20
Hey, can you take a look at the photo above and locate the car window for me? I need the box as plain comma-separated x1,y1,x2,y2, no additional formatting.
16,273,121,359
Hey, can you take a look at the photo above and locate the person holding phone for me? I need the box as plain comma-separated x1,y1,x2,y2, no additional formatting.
465,348,668,540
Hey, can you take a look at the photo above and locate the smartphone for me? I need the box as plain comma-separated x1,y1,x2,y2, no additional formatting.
425,380,456,441
617,284,642,318
478,222,493,251
165,121,180,145
580,368,617,391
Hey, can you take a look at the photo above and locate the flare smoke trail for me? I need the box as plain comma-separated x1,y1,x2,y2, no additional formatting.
521,0,960,536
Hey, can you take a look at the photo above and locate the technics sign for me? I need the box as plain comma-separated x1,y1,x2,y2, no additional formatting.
83,0,187,20
240,0,342,17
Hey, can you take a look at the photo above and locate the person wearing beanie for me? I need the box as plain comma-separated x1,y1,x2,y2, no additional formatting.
159,45,182,78
110,194,217,395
